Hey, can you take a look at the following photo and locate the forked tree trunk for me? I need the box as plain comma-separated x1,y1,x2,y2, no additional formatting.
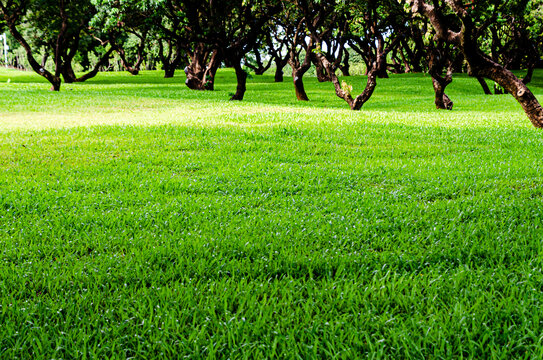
316,52,378,111
432,77,453,109
184,45,221,91
75,47,115,82
428,45,454,110
159,40,183,79
115,37,146,76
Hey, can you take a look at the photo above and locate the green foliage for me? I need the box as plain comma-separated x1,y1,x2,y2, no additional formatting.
0,68,543,358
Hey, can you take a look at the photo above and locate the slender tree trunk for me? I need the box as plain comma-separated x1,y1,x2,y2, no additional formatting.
340,50,350,76
523,66,535,85
4,19,62,90
41,53,49,68
477,76,492,95
75,47,115,82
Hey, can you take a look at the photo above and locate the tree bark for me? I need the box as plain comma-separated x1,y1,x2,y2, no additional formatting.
316,51,378,111
477,76,492,95
74,47,115,82
314,59,330,82
432,77,453,109
288,35,315,101
339,50,350,76
274,66,284,83
428,44,454,110
231,61,248,101
184,45,221,91
292,69,309,101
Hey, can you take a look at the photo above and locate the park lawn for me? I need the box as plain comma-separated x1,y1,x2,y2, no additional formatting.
1,68,543,358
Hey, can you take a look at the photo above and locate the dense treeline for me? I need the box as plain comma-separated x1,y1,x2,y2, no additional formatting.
0,0,542,125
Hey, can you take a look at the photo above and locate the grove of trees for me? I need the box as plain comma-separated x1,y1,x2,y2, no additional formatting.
1,0,542,125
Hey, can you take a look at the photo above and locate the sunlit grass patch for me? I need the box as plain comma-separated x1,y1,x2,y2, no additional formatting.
1,68,543,358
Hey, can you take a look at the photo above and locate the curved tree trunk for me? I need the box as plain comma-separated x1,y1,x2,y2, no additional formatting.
4,19,62,91
314,59,330,82
288,36,315,101
477,76,492,95
472,58,543,127
292,69,309,101
74,47,115,82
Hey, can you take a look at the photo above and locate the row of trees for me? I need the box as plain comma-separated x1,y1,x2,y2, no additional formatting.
1,0,542,126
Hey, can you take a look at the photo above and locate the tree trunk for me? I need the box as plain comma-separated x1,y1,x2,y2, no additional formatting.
231,62,247,101
62,63,77,83
340,50,350,76
468,54,543,127
4,19,62,91
292,69,309,101
274,66,284,82
316,51,378,111
74,47,115,82
115,46,141,75
314,59,329,82
477,77,492,95
164,66,176,78
522,66,534,85
432,77,453,109
411,0,543,128
375,53,389,79
428,45,454,110
184,45,220,91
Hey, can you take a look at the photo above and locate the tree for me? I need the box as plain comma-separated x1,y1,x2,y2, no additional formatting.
1,0,112,90
411,0,543,127
92,0,161,75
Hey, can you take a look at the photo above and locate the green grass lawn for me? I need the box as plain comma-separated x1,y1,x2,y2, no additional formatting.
1,67,543,359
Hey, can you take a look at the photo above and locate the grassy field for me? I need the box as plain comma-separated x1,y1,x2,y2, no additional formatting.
1,67,543,359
